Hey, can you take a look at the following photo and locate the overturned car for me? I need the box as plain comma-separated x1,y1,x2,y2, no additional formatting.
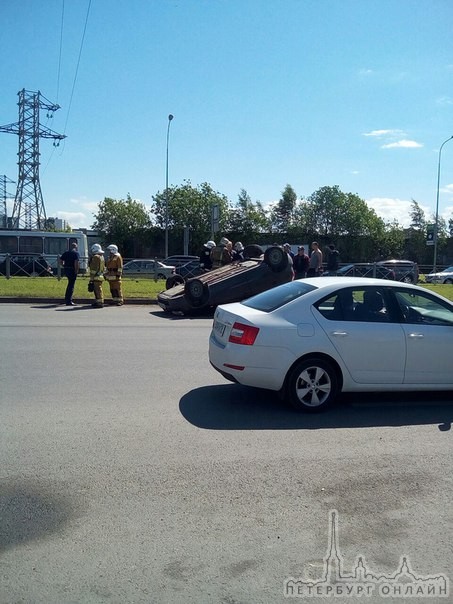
157,245,293,314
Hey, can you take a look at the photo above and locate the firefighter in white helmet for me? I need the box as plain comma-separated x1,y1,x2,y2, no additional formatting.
199,240,216,270
105,244,124,305
89,243,105,308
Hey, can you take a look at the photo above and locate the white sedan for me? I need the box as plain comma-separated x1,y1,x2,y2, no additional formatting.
209,277,453,412
425,266,453,284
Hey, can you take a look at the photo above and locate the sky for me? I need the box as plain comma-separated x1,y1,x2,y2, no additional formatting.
0,0,452,230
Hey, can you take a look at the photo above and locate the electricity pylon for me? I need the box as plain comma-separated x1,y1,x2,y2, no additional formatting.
0,175,15,228
0,89,66,230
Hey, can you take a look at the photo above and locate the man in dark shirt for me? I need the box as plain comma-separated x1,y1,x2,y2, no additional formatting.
293,246,309,279
326,244,340,274
59,243,80,306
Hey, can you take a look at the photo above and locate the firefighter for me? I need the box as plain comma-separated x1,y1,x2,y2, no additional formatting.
210,237,233,269
105,244,124,305
89,243,105,308
232,241,245,262
199,240,216,270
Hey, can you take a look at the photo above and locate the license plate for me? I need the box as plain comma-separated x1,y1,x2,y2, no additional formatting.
213,319,226,337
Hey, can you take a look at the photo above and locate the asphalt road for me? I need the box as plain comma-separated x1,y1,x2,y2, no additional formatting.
0,303,452,604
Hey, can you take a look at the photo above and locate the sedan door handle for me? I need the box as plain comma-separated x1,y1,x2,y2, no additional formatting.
331,331,348,337
408,333,424,339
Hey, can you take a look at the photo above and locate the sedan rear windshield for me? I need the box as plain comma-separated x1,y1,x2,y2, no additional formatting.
241,281,317,312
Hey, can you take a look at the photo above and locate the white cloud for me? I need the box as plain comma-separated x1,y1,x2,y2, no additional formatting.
56,211,89,229
440,184,453,197
366,197,426,227
381,140,423,149
436,96,453,106
363,129,405,138
56,197,100,228
363,130,423,149
366,197,452,226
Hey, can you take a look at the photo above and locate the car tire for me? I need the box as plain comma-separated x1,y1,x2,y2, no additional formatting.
166,274,185,289
184,278,209,306
263,246,288,272
444,278,453,284
243,244,264,259
287,357,338,412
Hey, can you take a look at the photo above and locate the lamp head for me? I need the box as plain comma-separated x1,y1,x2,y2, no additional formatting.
168,114,174,121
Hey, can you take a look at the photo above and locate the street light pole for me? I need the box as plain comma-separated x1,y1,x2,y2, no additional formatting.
433,135,453,273
164,114,174,259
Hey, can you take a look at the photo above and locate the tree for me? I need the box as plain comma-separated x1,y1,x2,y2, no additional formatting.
409,199,426,231
380,220,406,260
227,189,270,240
270,184,297,232
91,194,152,255
151,181,230,253
297,185,385,238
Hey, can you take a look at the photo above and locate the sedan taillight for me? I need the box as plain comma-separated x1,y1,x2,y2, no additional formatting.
229,322,259,345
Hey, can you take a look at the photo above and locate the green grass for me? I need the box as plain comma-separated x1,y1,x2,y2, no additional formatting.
419,283,453,299
1,275,452,301
0,276,166,299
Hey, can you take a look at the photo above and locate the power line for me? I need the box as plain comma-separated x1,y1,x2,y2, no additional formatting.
62,0,92,136
56,0,65,105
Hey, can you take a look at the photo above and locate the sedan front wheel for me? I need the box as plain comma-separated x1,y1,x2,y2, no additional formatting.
185,278,209,306
287,357,338,412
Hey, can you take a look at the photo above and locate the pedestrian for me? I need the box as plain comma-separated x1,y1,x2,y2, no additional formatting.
211,237,233,268
283,243,295,260
307,241,323,277
59,242,80,306
88,243,105,308
293,245,309,279
199,240,216,270
105,244,124,305
326,243,340,275
232,241,245,262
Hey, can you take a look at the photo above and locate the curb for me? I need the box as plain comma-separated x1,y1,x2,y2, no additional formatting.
0,297,158,305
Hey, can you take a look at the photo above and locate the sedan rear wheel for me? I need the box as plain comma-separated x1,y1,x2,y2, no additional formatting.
166,274,185,289
263,246,288,272
444,278,453,284
287,357,338,412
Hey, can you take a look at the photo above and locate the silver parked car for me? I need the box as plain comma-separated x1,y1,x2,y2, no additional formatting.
122,259,175,279
425,266,453,284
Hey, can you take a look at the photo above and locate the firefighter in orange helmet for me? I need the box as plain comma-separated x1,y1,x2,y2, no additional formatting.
105,244,124,305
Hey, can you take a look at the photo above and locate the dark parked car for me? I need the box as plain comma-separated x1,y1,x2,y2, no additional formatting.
323,263,395,279
0,254,53,277
165,259,204,289
158,246,293,314
163,255,199,269
376,259,419,283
